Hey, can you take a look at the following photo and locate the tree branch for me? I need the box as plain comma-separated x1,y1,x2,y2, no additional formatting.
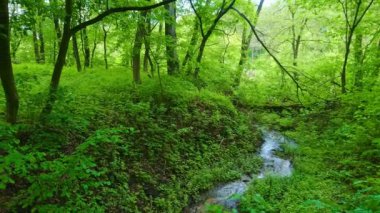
189,0,205,38
71,0,175,34
232,7,302,92
353,0,374,29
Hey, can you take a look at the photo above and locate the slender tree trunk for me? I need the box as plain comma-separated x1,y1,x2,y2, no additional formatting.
143,47,149,72
0,0,19,123
83,27,90,68
340,0,374,93
182,18,199,74
38,21,46,63
341,30,354,94
234,0,264,87
143,12,154,74
142,15,149,74
238,25,249,66
51,0,62,61
291,15,307,67
194,38,207,78
369,39,380,88
41,0,73,117
192,0,236,78
72,33,82,72
354,33,363,89
90,27,98,68
238,0,264,67
132,12,146,84
102,25,108,69
10,39,21,62
164,1,179,75
53,20,61,61
32,27,40,63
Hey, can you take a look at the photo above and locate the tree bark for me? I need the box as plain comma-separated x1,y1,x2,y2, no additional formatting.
38,21,46,63
182,18,199,73
82,27,90,68
354,33,363,89
143,14,154,75
90,27,98,68
164,1,179,75
40,0,173,116
72,33,82,72
32,27,40,63
340,0,374,93
50,0,62,61
238,0,264,67
41,0,73,117
142,11,154,74
369,39,380,88
102,24,108,70
132,12,146,84
191,0,236,78
0,0,19,123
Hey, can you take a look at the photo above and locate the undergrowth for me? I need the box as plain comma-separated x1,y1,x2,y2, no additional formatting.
0,64,262,212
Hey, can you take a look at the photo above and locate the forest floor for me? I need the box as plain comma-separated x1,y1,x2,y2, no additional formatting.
1,65,379,212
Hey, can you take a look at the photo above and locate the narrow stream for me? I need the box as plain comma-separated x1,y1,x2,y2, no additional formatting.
187,130,294,212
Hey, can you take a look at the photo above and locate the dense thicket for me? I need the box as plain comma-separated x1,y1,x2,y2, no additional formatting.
0,0,379,212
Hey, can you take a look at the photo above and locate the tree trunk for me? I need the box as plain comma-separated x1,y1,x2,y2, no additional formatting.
164,1,179,75
182,18,199,74
194,38,207,78
102,24,108,70
51,0,62,61
41,0,73,117
32,27,40,63
0,0,19,123
234,0,264,87
340,0,374,94
132,12,146,84
354,33,364,89
143,12,154,75
238,0,264,67
90,27,98,68
341,30,354,94
192,0,236,78
72,33,82,72
38,21,46,63
83,27,90,68
369,39,380,88
238,25,249,66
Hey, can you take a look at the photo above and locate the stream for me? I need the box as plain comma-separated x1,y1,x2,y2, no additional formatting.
187,130,295,212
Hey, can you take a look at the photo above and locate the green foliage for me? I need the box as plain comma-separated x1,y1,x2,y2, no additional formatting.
239,87,380,212
0,67,262,211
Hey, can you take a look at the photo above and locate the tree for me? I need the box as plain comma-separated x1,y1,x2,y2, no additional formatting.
72,32,82,72
238,0,264,67
49,0,62,61
232,7,302,96
235,0,264,87
287,0,308,67
102,23,109,69
0,0,20,123
42,0,175,115
41,0,73,116
143,12,154,75
190,0,236,78
164,0,180,75
132,12,146,84
339,0,374,93
182,18,199,73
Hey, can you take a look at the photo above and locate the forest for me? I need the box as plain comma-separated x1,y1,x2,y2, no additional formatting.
0,0,379,212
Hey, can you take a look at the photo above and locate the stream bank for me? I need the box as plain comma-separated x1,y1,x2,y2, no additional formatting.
187,129,295,212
